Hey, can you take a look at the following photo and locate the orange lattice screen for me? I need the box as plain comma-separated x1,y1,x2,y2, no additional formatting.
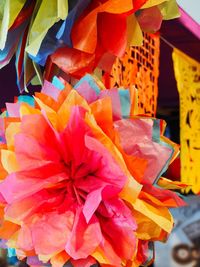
104,33,160,116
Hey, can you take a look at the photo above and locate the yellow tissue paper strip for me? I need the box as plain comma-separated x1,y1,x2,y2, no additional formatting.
8,0,26,28
127,14,143,47
26,0,68,57
132,198,173,233
0,0,9,50
142,0,168,9
158,177,189,190
172,48,200,194
158,0,180,20
0,0,26,50
1,149,19,173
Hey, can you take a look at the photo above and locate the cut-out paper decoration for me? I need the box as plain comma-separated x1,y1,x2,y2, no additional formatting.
0,74,186,267
104,33,160,116
173,48,200,194
0,0,180,91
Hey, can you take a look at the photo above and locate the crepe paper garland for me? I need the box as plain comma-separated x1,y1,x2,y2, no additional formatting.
0,0,180,91
0,74,187,267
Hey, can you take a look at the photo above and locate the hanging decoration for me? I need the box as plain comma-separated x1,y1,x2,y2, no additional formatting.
172,48,200,194
104,33,160,116
0,74,186,267
0,1,190,266
0,0,180,91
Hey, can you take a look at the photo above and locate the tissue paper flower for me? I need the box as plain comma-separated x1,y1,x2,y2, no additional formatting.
0,0,180,90
0,75,186,267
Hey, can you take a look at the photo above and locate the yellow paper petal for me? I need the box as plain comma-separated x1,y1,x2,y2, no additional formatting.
142,0,168,9
39,253,59,264
26,0,68,56
8,0,26,28
50,251,70,267
158,0,180,20
1,149,19,173
34,96,59,130
158,177,189,190
23,51,36,92
31,75,42,86
92,247,111,265
127,15,143,47
32,60,43,86
22,0,42,91
0,153,8,180
57,90,89,130
57,0,68,20
5,122,21,150
0,0,9,50
132,198,173,233
133,210,163,240
120,175,143,204
20,103,41,117
33,96,56,114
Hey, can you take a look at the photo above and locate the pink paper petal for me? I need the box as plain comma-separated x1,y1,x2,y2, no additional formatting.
75,80,99,104
65,207,102,259
15,114,63,169
0,163,68,203
6,102,20,117
85,135,126,190
41,80,61,101
17,224,34,251
83,189,103,223
30,211,74,255
114,119,172,183
99,198,137,260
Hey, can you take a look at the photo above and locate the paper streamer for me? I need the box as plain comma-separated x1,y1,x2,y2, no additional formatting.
104,33,160,116
173,48,200,194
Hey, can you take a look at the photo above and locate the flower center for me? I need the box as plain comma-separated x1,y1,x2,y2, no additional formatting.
46,160,91,205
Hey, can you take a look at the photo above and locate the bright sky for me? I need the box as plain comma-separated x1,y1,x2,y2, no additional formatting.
177,0,200,24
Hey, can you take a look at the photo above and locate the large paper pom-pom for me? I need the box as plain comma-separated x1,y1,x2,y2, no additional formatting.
0,75,186,267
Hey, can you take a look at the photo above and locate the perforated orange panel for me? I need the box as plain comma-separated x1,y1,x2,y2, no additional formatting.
105,33,160,116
